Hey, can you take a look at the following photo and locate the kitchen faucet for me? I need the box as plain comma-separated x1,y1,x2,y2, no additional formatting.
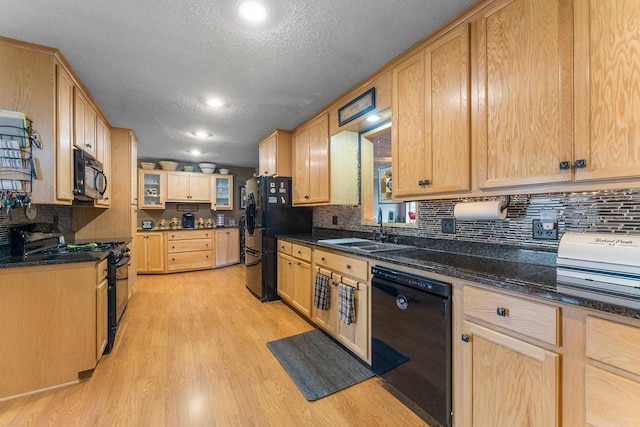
374,207,387,242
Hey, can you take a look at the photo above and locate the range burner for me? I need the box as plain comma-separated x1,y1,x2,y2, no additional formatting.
42,241,125,255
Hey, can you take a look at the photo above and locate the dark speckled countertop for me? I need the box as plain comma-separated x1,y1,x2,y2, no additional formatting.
281,231,640,320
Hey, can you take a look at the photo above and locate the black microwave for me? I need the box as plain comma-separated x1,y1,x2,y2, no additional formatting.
73,148,107,201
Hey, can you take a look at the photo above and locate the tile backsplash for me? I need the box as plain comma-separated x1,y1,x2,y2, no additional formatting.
0,205,73,245
313,189,640,251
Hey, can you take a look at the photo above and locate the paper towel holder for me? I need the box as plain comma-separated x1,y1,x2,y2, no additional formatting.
500,195,511,213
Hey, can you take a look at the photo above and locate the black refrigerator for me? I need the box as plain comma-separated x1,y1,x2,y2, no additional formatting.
244,177,313,301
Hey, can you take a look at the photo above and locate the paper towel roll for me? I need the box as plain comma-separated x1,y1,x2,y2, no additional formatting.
454,200,507,221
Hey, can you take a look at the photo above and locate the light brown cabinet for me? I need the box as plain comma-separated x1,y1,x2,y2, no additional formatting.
166,171,211,202
94,117,111,207
392,23,471,199
55,62,75,204
292,113,330,205
215,228,240,267
136,231,165,273
138,170,165,209
584,317,640,426
312,248,369,362
74,89,98,158
573,1,640,183
475,0,573,189
166,230,214,272
460,286,560,427
277,241,313,318
210,174,233,210
258,129,292,177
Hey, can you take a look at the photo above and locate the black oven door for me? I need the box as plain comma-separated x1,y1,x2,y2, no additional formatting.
115,254,130,324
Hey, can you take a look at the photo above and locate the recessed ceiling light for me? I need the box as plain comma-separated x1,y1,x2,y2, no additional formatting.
238,1,268,23
194,131,209,138
206,98,223,107
191,149,201,156
366,114,381,123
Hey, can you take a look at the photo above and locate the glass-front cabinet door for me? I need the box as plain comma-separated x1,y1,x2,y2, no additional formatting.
211,174,233,210
138,170,165,209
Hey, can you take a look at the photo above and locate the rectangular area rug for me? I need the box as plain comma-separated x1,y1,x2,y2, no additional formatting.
267,329,375,401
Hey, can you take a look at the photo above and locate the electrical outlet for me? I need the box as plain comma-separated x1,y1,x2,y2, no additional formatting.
532,219,558,240
442,218,456,234
332,215,338,225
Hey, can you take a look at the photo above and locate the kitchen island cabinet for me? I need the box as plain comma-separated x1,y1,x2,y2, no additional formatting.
0,261,99,400
392,22,471,199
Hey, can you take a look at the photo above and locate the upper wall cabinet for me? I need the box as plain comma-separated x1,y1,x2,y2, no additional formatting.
292,113,358,206
475,0,573,189
258,129,292,177
74,89,98,159
166,171,210,202
573,0,640,182
292,113,330,205
392,23,471,200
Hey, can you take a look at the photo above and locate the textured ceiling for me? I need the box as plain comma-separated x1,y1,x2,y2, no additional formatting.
1,0,476,168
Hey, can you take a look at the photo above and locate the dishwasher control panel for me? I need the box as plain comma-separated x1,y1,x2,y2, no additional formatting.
371,266,451,297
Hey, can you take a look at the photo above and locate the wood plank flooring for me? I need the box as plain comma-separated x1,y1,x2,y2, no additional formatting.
0,265,429,426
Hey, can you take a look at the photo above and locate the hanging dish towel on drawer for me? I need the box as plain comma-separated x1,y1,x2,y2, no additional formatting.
314,272,330,310
338,283,356,325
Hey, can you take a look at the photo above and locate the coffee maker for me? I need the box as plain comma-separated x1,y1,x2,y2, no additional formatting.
182,213,195,229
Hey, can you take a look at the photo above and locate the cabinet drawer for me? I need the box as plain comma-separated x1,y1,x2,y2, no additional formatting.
291,243,311,261
96,258,108,282
168,239,212,253
167,250,213,271
587,317,640,376
314,249,368,281
167,230,213,241
278,240,292,255
464,286,559,346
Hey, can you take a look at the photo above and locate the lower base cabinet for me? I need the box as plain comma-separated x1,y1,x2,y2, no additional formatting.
214,228,240,267
96,259,108,360
277,241,312,318
136,231,165,273
167,230,213,272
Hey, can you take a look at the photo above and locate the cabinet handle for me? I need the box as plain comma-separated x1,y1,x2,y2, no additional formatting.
461,334,469,343
346,264,351,269
86,144,92,149
321,257,325,261
297,261,301,265
304,195,309,199
496,307,508,317
559,161,570,170
418,179,431,186
574,159,587,168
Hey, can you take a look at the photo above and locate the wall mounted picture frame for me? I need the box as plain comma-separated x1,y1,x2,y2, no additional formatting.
239,185,246,209
338,87,376,126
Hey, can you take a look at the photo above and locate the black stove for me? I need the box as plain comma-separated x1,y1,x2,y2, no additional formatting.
42,241,126,256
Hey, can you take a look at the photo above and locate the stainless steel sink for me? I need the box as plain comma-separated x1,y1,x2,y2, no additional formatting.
317,238,414,253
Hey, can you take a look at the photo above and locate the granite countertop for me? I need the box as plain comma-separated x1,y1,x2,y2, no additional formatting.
0,237,132,269
280,233,640,320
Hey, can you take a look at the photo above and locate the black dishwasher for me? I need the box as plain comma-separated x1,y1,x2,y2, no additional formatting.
371,265,452,427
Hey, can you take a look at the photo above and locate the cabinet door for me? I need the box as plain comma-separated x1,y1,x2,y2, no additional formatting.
55,64,75,203
215,229,238,266
211,175,233,210
475,0,573,189
138,170,165,209
74,90,97,158
146,233,165,272
135,233,148,271
291,259,311,318
95,118,111,207
392,50,427,198
277,253,293,302
336,279,369,361
462,321,560,427
259,133,276,176
292,114,329,205
188,174,211,201
226,228,240,264
312,268,338,335
166,172,190,200
129,132,138,205
574,0,640,182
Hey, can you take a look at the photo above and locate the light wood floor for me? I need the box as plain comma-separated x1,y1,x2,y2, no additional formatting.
0,265,428,426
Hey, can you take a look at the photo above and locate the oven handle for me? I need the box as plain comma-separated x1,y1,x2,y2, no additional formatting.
115,255,131,269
